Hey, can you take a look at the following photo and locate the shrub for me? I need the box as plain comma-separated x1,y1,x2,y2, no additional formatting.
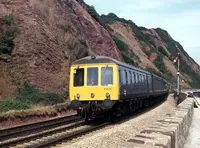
155,28,178,57
121,51,136,66
0,14,20,55
16,82,65,106
145,68,161,77
0,99,30,113
143,49,151,57
79,39,88,48
3,14,14,26
143,48,156,57
112,35,139,66
0,32,14,55
57,0,62,5
101,13,156,45
112,36,129,53
148,39,156,48
179,59,200,88
64,0,72,7
154,53,167,74
158,46,169,58
101,13,118,24
76,0,105,27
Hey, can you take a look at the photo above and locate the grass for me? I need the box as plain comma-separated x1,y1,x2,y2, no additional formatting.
0,99,30,113
0,102,73,122
15,81,65,106
0,82,72,122
0,77,13,100
0,82,66,114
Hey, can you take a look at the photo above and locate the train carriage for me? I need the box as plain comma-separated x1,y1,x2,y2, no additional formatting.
69,56,168,120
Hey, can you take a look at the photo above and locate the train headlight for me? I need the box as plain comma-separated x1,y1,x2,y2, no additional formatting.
76,93,80,100
91,93,95,98
106,93,110,99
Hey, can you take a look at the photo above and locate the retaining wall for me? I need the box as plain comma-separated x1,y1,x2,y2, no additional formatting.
123,94,194,148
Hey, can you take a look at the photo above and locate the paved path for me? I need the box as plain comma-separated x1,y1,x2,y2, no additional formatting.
184,107,200,148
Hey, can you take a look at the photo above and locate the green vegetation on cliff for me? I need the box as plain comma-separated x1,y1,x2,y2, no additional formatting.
80,3,200,87
16,82,65,106
154,28,178,58
154,53,167,74
0,14,19,55
179,59,200,88
155,28,200,87
0,99,30,113
100,13,200,87
101,13,151,44
0,82,65,113
112,35,139,66
158,46,169,58
76,0,105,27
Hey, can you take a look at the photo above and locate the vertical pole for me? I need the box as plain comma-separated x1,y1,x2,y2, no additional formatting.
177,52,180,97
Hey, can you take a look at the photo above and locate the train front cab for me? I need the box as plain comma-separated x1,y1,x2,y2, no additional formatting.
69,63,119,111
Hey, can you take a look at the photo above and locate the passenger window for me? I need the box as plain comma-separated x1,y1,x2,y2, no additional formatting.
141,75,143,83
122,70,126,84
101,67,113,86
118,70,121,84
74,68,84,87
132,72,135,84
129,71,132,84
148,75,151,85
125,70,128,84
138,74,140,83
136,74,138,83
142,75,144,83
87,67,98,86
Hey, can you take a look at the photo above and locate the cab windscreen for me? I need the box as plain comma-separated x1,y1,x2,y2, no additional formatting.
101,67,113,86
87,67,98,86
73,68,84,87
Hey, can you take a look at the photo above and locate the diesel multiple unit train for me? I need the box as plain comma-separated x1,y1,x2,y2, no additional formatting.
70,56,169,120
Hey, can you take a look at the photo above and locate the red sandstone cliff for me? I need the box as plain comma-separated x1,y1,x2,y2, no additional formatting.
0,0,122,97
1,0,200,99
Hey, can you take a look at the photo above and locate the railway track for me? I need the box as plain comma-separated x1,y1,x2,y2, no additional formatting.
0,114,84,147
0,119,108,148
0,114,81,140
0,95,167,148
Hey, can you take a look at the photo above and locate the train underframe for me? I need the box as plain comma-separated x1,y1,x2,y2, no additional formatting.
71,93,168,121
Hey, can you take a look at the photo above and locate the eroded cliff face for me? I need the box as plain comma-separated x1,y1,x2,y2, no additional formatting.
108,22,193,88
1,0,200,99
109,22,159,70
0,0,121,97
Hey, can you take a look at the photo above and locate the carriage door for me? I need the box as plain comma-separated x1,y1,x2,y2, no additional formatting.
119,66,127,100
148,74,153,93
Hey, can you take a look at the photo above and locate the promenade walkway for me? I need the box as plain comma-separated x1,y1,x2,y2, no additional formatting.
184,107,200,147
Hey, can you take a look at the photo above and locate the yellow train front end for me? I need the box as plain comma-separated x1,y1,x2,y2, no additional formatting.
69,58,119,119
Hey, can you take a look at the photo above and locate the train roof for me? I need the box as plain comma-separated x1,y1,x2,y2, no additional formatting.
72,56,150,74
72,56,118,65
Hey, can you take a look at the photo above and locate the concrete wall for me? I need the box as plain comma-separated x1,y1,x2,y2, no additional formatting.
174,91,188,105
123,94,194,148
